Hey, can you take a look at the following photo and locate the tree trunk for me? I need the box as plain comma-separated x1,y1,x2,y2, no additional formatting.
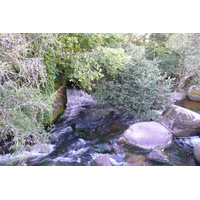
176,72,197,91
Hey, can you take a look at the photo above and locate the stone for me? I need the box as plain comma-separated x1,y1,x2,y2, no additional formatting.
51,83,67,122
123,121,172,150
92,154,112,166
147,149,169,163
160,105,200,137
123,152,147,166
173,92,186,102
187,85,200,102
193,142,200,164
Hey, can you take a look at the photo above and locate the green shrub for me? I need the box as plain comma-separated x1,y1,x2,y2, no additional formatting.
0,33,56,154
168,33,200,89
67,47,128,91
145,34,179,80
0,81,54,154
93,44,174,120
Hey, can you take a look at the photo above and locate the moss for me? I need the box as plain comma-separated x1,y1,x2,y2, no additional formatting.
188,91,200,97
51,106,65,122
51,80,67,123
188,85,200,97
174,131,190,137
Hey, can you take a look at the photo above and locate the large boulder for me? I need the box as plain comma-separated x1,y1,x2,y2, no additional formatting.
122,122,172,150
160,105,200,137
187,85,200,102
193,142,200,164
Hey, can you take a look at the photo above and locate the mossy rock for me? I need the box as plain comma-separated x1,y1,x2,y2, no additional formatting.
160,105,200,137
173,92,186,102
188,85,200,102
51,82,67,122
51,106,65,122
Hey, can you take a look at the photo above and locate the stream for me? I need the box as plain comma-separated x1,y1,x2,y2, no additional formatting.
1,87,200,166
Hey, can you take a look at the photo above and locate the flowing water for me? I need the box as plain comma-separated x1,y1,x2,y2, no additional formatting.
1,87,200,166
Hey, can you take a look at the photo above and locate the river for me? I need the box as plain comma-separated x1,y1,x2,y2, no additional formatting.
1,87,200,166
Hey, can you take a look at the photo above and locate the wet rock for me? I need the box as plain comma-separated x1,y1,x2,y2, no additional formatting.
193,142,200,163
123,122,172,150
50,126,73,143
52,83,67,122
117,137,126,145
123,152,147,166
160,105,200,137
52,161,68,166
173,92,186,102
187,85,200,102
110,154,124,163
93,143,112,153
109,154,129,166
112,142,124,155
147,149,169,163
92,154,112,166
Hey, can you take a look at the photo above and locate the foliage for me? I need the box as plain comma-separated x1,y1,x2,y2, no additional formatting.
0,33,128,154
122,33,151,46
145,33,179,79
93,43,174,120
56,33,124,54
148,33,173,47
0,81,53,154
54,33,127,90
0,33,56,154
168,33,200,90
67,47,128,90
3,32,200,155
0,33,58,90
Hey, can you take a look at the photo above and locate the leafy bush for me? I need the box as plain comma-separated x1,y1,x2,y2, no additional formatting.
67,47,128,90
93,44,174,120
55,33,127,91
0,81,53,154
0,33,127,154
168,33,200,90
145,33,179,80
0,33,56,154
